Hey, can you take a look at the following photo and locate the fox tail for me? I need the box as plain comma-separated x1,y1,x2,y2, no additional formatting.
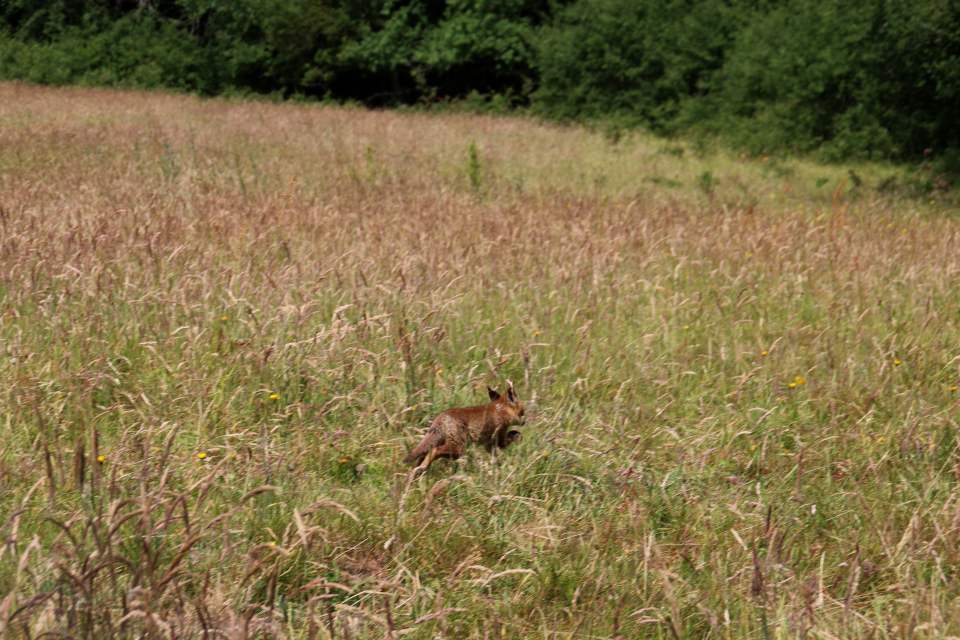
403,429,444,465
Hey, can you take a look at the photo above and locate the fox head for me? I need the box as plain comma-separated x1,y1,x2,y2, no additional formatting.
487,383,526,427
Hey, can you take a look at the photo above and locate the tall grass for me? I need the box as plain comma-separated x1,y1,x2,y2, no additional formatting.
1,82,959,639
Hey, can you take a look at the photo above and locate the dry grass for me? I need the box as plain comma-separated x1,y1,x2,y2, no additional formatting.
2,81,960,639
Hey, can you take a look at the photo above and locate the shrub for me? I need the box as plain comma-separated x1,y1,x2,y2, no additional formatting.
533,0,741,129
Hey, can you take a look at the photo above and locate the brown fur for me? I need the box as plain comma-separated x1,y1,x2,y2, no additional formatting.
405,384,526,477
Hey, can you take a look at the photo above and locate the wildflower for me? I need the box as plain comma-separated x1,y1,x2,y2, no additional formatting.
197,453,207,459
684,325,690,330
221,316,227,321
534,331,540,336
789,382,797,388
340,458,348,463
97,455,105,463
269,393,279,399
795,376,804,385
437,369,443,374
748,253,753,257
893,360,901,366
761,351,768,356
268,541,276,547
542,451,549,458
231,453,237,459
930,200,935,205
750,444,757,451
950,386,957,392
877,437,886,443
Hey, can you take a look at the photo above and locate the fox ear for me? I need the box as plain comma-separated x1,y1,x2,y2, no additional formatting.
506,385,519,404
488,386,501,401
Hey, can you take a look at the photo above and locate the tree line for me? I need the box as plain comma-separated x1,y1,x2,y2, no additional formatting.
2,0,958,165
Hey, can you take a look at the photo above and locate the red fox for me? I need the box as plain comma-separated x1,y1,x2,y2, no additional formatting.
404,384,526,477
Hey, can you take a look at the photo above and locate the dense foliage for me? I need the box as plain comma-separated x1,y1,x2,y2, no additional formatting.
1,0,958,162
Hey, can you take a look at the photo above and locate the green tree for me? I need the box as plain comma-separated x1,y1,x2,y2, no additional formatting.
702,0,960,159
533,0,744,128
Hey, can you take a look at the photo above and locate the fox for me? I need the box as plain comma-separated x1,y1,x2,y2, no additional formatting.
404,383,526,477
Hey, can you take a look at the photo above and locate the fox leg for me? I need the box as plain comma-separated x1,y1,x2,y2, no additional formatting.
433,441,465,459
413,441,464,477
412,447,441,477
489,427,522,452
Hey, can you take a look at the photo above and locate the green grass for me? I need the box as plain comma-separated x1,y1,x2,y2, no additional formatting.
1,81,960,639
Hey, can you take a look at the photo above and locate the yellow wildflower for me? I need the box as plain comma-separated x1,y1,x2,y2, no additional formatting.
97,455,105,463
269,393,279,399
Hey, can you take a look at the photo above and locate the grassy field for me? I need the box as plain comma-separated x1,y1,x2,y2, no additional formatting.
2,82,960,639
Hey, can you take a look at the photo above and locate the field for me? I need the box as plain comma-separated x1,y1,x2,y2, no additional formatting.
2,82,960,639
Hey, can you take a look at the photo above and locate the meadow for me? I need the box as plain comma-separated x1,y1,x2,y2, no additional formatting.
1,82,960,639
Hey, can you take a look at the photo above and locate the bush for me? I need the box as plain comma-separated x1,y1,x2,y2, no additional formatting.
698,0,960,160
533,0,742,129
0,5,246,94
